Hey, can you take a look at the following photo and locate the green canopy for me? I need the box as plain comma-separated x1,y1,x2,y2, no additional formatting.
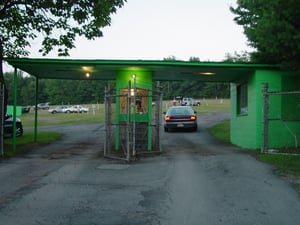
5,58,277,82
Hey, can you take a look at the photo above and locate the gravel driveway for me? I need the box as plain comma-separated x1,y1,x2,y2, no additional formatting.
0,112,300,225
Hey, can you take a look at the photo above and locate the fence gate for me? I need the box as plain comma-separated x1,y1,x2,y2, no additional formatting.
261,83,300,153
104,84,163,161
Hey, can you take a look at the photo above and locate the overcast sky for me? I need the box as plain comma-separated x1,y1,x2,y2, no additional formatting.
29,0,252,61
4,0,253,72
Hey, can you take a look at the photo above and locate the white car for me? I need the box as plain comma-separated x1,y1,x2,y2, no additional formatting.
62,105,89,113
181,98,201,106
73,105,89,113
48,105,68,114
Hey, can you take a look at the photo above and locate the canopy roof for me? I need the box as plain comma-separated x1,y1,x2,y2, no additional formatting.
5,58,277,82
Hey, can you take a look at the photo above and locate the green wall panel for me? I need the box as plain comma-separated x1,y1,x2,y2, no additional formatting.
230,74,257,149
231,70,283,149
115,69,153,151
231,69,300,149
6,105,22,116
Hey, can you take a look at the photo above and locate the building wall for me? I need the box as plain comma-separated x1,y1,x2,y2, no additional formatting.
6,105,22,116
230,70,283,149
255,70,282,149
230,73,257,149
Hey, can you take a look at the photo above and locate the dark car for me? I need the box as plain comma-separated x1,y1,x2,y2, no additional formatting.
4,115,24,137
22,106,31,113
164,106,198,132
36,102,50,110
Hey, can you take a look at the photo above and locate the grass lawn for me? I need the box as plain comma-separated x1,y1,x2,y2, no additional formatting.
163,98,230,114
207,120,300,178
259,154,300,176
207,121,230,143
3,132,63,157
21,104,108,128
2,104,104,157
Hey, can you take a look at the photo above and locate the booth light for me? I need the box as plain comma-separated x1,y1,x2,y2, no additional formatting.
196,72,215,75
130,88,135,96
85,73,90,78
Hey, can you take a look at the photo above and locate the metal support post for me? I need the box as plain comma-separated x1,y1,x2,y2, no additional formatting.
132,75,136,158
0,83,4,156
126,81,131,161
12,67,17,151
158,83,163,152
261,83,269,153
104,86,108,157
34,77,39,142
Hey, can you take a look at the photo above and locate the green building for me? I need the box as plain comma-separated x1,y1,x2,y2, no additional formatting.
231,69,300,150
5,58,300,153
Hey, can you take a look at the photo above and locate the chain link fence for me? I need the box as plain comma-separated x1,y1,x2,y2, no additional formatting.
104,84,163,161
261,83,300,153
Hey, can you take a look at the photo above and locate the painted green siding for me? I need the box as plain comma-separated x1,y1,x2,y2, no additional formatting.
230,74,257,149
231,70,283,149
6,105,22,116
115,70,153,151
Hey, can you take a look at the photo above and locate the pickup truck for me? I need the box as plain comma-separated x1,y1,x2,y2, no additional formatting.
181,97,201,106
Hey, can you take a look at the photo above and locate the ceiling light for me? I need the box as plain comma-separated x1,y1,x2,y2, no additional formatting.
196,72,216,75
81,66,94,72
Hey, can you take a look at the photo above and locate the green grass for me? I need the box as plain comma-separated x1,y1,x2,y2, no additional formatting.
24,100,229,128
21,104,109,128
207,120,230,143
3,132,63,157
163,98,231,114
2,104,109,158
259,154,300,176
193,98,230,113
208,120,300,177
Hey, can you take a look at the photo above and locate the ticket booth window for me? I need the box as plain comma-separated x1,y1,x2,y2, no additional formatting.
120,89,148,114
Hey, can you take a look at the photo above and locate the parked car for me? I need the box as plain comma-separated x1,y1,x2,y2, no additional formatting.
62,105,89,113
48,105,68,114
181,97,201,106
22,106,30,113
35,102,50,110
164,106,198,132
62,106,74,113
72,105,89,113
4,114,23,137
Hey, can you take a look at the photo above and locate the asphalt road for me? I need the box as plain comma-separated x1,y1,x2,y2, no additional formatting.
1,112,300,225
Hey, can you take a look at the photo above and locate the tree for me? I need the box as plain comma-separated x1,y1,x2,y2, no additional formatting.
189,56,201,62
1,0,126,75
159,56,230,100
224,51,250,63
230,0,300,69
0,0,126,150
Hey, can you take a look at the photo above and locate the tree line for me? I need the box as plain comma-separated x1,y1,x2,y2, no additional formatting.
3,72,113,106
4,71,230,106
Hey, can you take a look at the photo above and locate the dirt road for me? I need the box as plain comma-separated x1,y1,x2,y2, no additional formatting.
0,112,300,225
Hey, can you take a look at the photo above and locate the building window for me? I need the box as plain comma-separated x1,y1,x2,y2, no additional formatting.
120,88,148,114
237,83,248,115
